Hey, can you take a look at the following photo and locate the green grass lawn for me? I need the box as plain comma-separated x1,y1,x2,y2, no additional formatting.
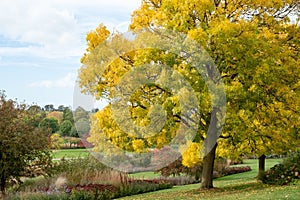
129,171,160,179
51,148,90,159
129,159,282,180
120,159,300,200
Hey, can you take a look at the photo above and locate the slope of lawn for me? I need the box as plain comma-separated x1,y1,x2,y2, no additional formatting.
120,159,300,200
51,148,90,159
130,171,161,179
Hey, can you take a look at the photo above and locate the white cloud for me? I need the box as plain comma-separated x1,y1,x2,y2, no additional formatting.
0,0,142,107
0,1,77,43
28,73,76,88
0,0,141,58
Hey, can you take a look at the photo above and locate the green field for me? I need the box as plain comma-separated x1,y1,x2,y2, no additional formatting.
51,148,90,159
120,159,300,200
130,171,160,179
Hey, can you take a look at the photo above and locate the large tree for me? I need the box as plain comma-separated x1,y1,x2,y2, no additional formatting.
79,0,300,189
44,104,54,112
26,105,46,127
217,21,300,178
0,92,52,197
79,25,220,172
129,0,300,187
62,107,74,123
39,117,59,133
59,120,73,136
47,111,63,124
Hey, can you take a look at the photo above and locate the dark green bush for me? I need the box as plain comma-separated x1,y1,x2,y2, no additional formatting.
263,150,300,185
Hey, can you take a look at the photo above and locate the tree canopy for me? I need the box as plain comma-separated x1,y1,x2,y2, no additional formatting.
79,0,300,188
0,92,52,196
39,117,59,133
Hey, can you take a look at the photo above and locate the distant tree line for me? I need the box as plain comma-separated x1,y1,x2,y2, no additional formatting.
28,104,92,138
25,104,95,149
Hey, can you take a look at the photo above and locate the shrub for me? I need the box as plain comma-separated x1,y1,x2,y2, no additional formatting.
263,150,300,185
222,166,252,176
155,156,202,181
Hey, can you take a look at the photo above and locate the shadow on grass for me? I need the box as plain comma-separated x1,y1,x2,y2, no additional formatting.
189,182,268,195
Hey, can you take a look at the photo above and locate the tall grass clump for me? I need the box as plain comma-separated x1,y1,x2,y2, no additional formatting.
10,156,172,199
51,156,128,186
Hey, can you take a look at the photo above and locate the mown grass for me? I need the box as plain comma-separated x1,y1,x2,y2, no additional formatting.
119,159,300,200
51,148,90,159
119,179,299,200
130,171,160,179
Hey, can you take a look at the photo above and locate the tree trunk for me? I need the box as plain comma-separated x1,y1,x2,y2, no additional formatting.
0,173,6,199
201,107,219,189
0,151,6,199
201,143,217,189
258,154,266,180
195,167,201,181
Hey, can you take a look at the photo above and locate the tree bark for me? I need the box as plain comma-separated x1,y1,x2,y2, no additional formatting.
0,151,6,199
258,154,266,180
201,107,219,189
0,173,6,199
201,143,217,189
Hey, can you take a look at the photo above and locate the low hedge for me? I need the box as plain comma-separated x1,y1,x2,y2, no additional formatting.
223,166,252,176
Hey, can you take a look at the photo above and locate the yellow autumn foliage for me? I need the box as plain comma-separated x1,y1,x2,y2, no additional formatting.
79,0,300,172
181,141,202,168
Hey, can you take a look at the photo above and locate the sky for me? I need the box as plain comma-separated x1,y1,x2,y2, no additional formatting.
0,0,142,109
